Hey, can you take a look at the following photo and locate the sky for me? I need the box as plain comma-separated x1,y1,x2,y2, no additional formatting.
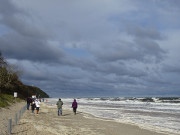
0,0,180,98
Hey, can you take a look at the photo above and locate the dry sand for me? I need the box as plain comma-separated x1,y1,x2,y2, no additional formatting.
0,101,26,135
1,102,169,135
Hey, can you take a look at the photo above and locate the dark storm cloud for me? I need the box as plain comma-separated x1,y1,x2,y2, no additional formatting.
92,41,142,62
125,24,166,62
1,0,180,97
0,0,20,16
0,33,65,62
0,0,65,63
0,0,50,39
94,62,147,77
87,23,166,64
91,38,165,63
134,38,166,62
162,64,180,73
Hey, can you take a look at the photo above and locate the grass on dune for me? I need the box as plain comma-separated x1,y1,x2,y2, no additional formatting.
0,94,23,108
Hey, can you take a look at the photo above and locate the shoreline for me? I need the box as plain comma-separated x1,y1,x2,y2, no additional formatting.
3,102,169,135
79,110,171,135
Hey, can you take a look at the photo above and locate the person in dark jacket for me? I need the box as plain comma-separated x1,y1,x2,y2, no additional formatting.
72,99,78,115
27,97,32,110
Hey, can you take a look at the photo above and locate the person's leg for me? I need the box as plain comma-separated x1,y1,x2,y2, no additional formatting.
60,108,62,115
58,108,60,116
75,108,76,114
36,107,39,114
27,103,30,110
73,108,75,114
73,108,76,115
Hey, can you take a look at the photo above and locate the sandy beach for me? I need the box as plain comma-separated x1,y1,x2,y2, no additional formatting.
0,102,169,135
0,102,26,135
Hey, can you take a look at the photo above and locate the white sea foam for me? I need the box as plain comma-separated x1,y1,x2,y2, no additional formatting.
46,97,180,135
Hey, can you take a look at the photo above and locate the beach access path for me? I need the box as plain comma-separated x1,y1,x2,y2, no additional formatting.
1,102,168,135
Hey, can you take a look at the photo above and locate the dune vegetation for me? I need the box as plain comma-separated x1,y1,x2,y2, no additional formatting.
0,51,49,107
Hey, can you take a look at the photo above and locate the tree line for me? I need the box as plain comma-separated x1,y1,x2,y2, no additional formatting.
0,51,49,99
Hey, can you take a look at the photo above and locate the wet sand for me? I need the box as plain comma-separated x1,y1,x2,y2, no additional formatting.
1,102,169,135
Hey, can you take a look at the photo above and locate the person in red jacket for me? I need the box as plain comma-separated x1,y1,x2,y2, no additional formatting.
72,99,78,115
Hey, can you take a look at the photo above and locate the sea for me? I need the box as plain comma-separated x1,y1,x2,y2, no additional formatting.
46,97,180,135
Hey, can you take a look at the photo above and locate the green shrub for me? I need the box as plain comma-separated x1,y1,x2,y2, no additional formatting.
0,95,9,107
0,94,23,108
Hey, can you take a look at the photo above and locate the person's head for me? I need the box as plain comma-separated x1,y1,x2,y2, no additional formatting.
74,99,76,102
59,98,61,101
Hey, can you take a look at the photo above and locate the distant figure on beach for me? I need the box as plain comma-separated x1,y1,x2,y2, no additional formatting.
35,99,41,114
27,97,32,110
56,98,63,116
72,99,78,115
31,101,36,114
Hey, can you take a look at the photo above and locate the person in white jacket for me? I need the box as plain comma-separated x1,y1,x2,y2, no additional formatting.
35,99,41,114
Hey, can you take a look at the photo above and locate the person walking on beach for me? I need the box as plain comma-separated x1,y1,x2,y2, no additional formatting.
27,97,32,110
31,101,36,114
72,99,78,115
35,99,41,114
56,98,63,116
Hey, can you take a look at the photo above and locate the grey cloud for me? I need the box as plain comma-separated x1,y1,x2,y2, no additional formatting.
90,38,165,63
0,0,65,63
155,0,180,11
0,33,65,62
93,41,142,62
1,0,179,97
94,62,147,77
0,0,51,39
134,38,166,62
125,24,166,62
86,23,166,64
162,64,180,73
23,70,51,81
23,77,110,97
125,24,163,40
2,16,52,39
0,0,20,16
